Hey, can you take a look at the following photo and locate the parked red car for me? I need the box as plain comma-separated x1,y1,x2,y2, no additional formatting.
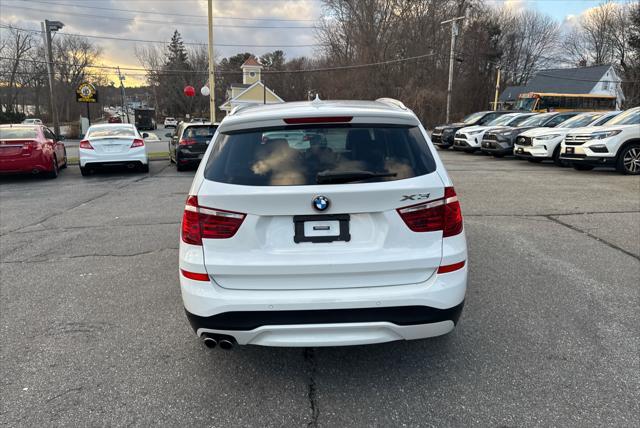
0,124,67,178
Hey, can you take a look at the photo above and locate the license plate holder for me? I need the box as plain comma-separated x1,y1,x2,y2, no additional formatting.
566,147,575,154
293,214,351,244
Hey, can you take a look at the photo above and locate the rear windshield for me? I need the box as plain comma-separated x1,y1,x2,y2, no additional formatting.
0,128,38,139
204,125,436,186
87,126,136,138
182,125,217,142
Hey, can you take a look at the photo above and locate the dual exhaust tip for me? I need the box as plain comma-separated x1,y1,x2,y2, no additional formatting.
202,334,235,350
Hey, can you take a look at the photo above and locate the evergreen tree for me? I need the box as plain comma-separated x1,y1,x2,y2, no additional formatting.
165,30,189,69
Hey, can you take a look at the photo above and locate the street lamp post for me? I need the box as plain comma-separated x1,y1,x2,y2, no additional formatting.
41,19,64,136
207,0,216,123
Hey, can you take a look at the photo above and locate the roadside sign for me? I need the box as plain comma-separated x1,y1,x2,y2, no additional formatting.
76,82,98,103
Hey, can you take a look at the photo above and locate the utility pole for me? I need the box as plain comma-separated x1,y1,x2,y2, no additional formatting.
493,66,501,111
441,16,465,123
116,67,129,123
41,19,64,136
207,0,216,123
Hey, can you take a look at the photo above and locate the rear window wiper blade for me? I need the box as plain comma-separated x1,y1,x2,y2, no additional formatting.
316,170,397,184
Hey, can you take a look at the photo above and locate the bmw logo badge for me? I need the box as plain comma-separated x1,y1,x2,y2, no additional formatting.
312,195,330,211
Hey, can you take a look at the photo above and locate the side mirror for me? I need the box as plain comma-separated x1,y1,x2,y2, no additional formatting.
165,133,173,138
142,132,149,138
57,135,65,141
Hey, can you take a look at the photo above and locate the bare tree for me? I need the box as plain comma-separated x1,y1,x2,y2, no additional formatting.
53,35,104,121
0,27,35,113
564,1,618,66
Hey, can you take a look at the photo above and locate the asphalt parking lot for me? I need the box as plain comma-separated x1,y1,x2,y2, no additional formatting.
1,152,639,427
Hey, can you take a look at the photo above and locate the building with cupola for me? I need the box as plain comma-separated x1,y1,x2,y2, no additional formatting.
219,56,284,114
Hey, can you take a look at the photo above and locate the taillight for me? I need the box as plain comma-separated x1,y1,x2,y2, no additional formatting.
79,140,94,150
131,138,144,148
397,186,463,237
179,138,197,146
181,195,246,245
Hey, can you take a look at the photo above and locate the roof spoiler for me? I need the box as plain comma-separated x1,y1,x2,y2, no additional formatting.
229,103,261,116
375,98,407,110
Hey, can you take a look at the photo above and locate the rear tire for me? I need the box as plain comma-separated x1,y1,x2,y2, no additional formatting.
573,164,594,171
175,155,186,171
46,156,59,179
140,163,150,173
61,148,68,169
80,165,91,176
616,143,640,175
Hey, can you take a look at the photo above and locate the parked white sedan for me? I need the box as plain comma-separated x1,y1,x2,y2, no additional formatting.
79,124,149,176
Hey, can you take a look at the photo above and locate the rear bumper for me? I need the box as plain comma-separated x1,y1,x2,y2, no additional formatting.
0,153,51,173
176,147,206,163
79,148,148,167
186,303,463,347
180,261,467,347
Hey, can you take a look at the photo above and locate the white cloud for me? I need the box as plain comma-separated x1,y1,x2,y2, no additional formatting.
0,0,323,86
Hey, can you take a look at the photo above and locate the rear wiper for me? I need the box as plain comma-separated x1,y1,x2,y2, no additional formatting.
316,170,397,184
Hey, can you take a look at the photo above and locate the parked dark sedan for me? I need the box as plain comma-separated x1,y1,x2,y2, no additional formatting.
480,112,579,157
431,111,513,149
168,122,219,171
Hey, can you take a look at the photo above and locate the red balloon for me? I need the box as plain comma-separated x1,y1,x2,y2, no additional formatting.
184,86,195,97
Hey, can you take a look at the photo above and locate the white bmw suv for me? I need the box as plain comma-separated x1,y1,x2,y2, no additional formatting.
179,99,467,349
560,107,640,174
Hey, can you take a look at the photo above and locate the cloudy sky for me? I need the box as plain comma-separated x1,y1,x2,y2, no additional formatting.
0,0,626,86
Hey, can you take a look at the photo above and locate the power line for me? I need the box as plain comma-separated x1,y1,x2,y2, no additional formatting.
0,52,439,77
0,24,320,48
0,4,318,29
14,0,318,22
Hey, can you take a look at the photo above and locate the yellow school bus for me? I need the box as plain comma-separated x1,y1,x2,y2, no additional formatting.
515,92,617,112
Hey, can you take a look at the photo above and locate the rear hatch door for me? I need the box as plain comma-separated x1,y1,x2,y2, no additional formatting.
197,123,445,290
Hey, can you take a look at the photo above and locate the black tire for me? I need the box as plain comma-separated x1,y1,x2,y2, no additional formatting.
493,153,504,158
176,156,186,171
140,163,150,173
616,143,640,175
61,148,68,169
552,145,566,167
573,164,594,171
528,158,543,163
45,156,59,179
80,165,91,176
